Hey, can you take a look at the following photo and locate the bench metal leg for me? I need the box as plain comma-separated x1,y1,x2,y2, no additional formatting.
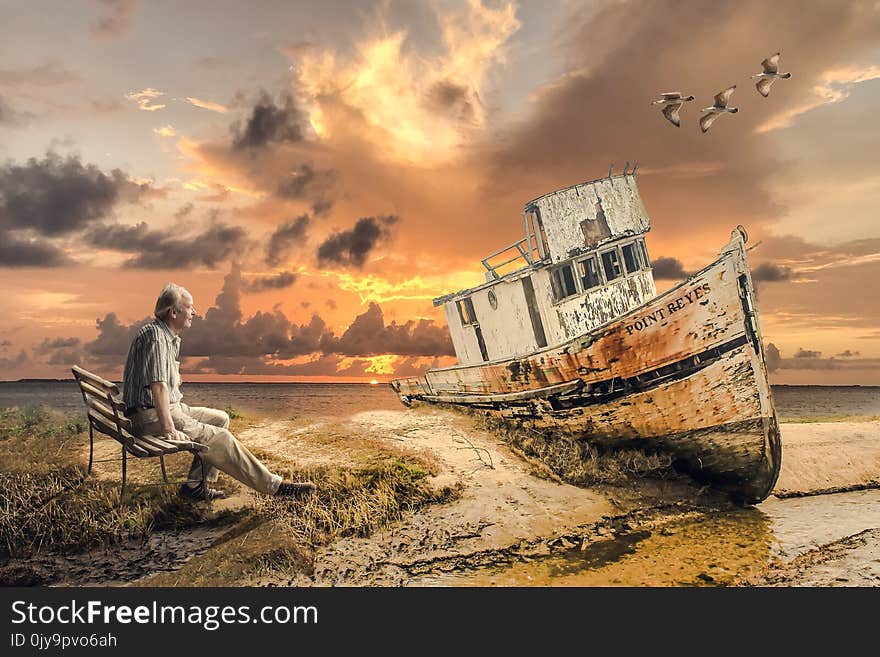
195,452,207,491
160,454,168,482
120,447,127,503
87,424,94,475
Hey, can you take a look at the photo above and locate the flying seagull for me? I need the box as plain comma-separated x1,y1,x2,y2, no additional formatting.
651,92,696,127
700,85,738,133
752,52,792,97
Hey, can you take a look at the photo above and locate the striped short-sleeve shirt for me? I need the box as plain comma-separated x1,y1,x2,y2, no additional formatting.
122,319,182,409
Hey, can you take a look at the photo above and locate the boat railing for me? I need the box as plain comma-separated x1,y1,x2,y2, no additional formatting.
481,236,543,280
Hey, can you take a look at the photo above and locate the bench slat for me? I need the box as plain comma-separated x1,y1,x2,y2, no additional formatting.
136,434,181,454
87,398,132,431
88,410,133,446
72,366,120,396
125,442,150,458
78,379,114,403
130,436,164,457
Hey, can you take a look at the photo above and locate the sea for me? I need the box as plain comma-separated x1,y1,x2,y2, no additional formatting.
0,380,878,422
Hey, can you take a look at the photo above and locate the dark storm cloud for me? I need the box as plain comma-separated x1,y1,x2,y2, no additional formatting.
764,343,880,372
92,0,136,38
324,302,455,357
317,215,399,268
424,80,476,123
0,153,147,236
34,337,81,355
311,198,333,217
0,350,29,374
0,230,71,267
266,214,310,267
80,265,452,376
276,163,337,200
85,221,248,269
232,92,306,150
752,262,796,283
650,256,691,280
242,271,298,293
85,313,148,357
486,0,880,247
764,342,781,372
174,203,194,219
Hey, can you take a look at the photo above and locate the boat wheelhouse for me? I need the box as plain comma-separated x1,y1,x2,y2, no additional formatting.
436,171,655,366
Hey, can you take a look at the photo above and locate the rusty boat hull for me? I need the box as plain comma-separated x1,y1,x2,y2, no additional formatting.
391,229,782,503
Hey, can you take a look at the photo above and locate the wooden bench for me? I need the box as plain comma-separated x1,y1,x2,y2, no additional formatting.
71,365,207,503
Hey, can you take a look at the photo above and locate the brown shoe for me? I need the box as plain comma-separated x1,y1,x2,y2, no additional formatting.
275,481,316,497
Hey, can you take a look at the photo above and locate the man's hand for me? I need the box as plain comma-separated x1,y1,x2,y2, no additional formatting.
162,428,189,441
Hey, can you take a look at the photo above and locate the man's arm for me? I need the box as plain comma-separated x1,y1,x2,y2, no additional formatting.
148,381,187,441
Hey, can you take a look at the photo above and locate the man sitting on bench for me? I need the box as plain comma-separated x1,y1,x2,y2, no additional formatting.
123,283,315,501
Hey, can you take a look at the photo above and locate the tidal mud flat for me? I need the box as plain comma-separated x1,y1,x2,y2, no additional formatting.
255,410,880,587
1,406,878,587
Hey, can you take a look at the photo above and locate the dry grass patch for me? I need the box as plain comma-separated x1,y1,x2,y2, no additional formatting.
0,406,213,558
476,414,678,487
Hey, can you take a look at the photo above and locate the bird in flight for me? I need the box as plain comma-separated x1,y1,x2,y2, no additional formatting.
651,92,696,127
752,52,792,97
700,85,738,133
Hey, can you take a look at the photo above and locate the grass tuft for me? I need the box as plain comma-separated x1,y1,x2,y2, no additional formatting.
478,414,677,487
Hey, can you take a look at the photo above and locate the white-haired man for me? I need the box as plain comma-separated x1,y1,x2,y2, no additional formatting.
122,283,315,501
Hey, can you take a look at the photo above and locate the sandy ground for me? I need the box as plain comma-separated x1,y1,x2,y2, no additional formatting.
20,412,877,587
235,408,734,586
240,412,880,587
772,421,880,496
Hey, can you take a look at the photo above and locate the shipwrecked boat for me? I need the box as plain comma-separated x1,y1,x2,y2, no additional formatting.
390,169,782,503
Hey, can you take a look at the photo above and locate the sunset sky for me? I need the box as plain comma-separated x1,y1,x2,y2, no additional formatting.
1,0,879,385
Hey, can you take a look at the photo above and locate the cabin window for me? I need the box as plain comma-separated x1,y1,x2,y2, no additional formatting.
456,297,478,325
621,243,639,275
601,249,623,282
638,238,651,268
488,290,498,309
550,263,578,302
577,256,602,290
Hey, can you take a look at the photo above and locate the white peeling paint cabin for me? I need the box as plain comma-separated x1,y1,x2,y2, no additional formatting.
435,171,656,366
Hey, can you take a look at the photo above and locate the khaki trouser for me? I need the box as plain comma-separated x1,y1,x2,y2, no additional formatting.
130,403,281,495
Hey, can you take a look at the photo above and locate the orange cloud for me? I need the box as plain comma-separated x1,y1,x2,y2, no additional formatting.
153,124,176,137
292,0,520,164
185,96,229,113
755,65,880,134
125,87,166,111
